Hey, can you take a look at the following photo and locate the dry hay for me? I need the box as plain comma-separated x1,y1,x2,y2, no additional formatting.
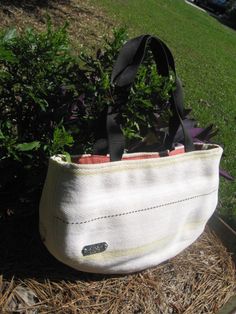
0,0,115,51
0,213,235,314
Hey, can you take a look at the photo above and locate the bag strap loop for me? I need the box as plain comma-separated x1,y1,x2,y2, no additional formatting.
95,35,194,161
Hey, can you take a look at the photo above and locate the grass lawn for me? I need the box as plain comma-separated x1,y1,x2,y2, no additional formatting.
91,0,236,226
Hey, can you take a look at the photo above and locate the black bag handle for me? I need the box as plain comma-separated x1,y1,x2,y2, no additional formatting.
111,35,184,116
95,35,194,161
112,35,172,85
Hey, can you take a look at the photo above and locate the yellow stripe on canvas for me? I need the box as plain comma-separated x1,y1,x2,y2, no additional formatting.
81,220,205,261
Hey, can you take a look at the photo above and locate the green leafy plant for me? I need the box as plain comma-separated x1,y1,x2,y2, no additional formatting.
0,22,83,214
72,28,174,149
0,25,173,217
49,126,74,162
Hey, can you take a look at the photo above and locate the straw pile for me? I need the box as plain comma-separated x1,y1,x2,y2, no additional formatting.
0,213,235,314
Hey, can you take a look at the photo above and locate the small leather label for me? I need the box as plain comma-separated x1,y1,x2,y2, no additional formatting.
82,242,108,256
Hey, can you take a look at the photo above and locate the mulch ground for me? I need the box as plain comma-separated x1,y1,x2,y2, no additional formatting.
0,0,115,51
0,212,235,313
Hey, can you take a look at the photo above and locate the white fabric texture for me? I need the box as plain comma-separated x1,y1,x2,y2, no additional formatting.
39,144,223,274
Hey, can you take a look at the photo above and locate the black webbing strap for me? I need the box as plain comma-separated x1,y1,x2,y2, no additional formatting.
149,38,194,152
93,36,151,157
95,35,194,161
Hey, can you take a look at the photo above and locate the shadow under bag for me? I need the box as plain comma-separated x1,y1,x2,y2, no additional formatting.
39,35,223,274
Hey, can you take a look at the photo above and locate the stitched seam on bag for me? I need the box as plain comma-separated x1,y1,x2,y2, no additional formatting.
55,152,221,176
54,188,217,225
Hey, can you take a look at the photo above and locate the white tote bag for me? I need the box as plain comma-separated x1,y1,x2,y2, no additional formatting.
39,35,223,274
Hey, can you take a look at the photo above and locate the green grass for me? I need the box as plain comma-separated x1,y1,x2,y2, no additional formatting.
91,0,236,225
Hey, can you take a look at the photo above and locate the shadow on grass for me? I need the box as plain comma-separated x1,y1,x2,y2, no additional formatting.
206,7,236,31
0,0,70,11
216,15,236,31
204,10,236,31
0,210,109,283
186,1,236,31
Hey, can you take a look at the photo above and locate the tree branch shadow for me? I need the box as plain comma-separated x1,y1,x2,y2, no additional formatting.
0,0,70,12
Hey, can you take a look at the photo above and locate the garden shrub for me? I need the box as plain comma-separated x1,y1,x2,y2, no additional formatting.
0,22,82,214
0,24,173,217
76,28,174,147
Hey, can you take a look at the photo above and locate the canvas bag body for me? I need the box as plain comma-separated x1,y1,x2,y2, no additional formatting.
39,144,222,274
39,35,223,274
